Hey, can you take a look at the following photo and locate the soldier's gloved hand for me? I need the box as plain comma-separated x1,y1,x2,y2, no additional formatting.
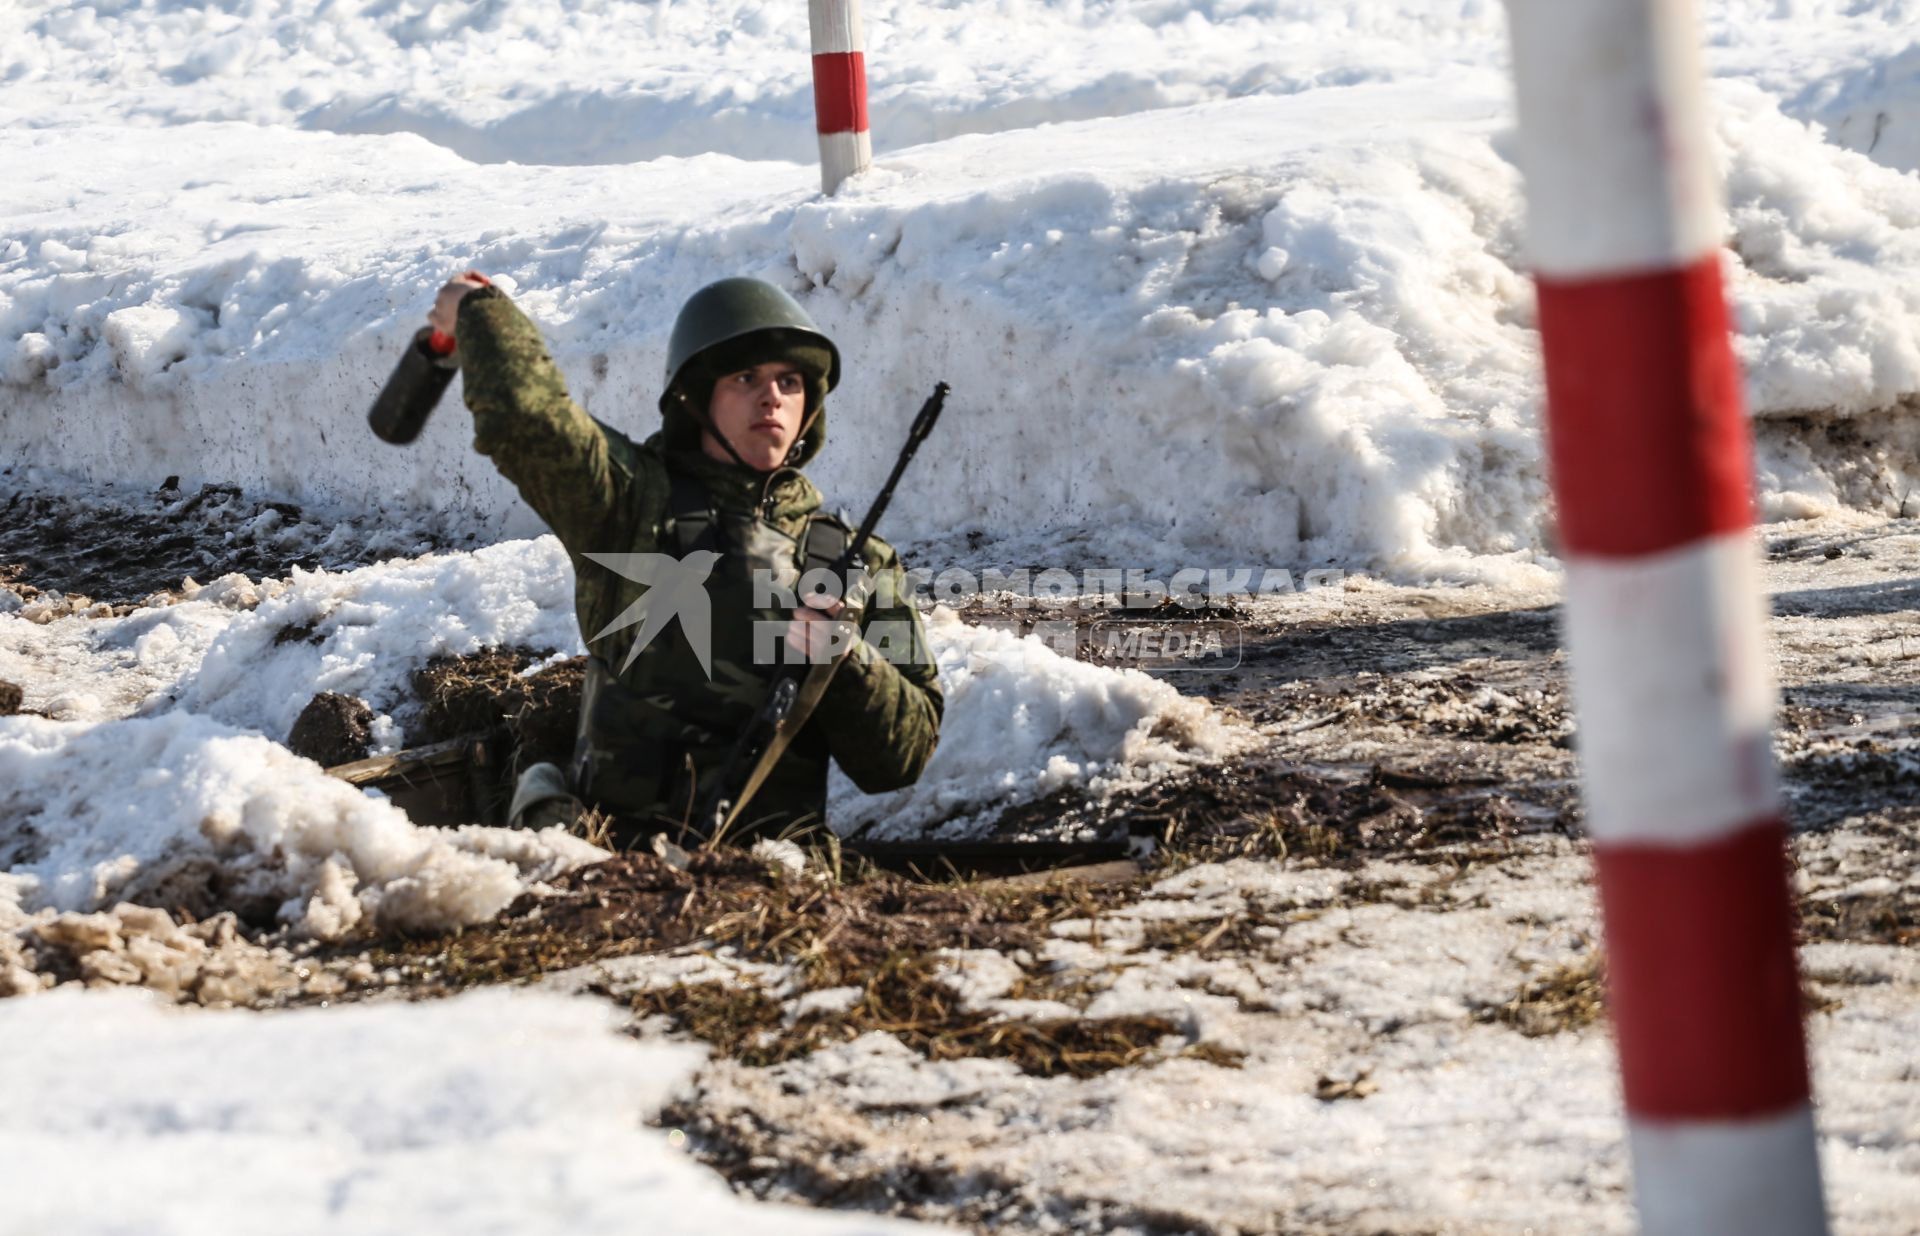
785,592,858,664
427,271,491,341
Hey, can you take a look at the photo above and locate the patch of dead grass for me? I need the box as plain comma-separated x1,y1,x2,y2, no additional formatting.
357,849,1240,1077
360,849,1141,998
1801,886,1920,947
409,648,584,771
1128,762,1534,873
1480,954,1607,1038
620,953,1243,1078
1136,913,1283,957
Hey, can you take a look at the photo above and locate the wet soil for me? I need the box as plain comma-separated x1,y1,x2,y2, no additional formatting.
0,479,454,604
987,755,1555,868
286,692,375,767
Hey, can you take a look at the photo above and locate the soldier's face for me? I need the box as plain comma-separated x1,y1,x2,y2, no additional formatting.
704,361,808,471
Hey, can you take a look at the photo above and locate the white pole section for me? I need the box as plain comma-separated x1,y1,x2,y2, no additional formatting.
809,0,872,195
1503,2,1829,1234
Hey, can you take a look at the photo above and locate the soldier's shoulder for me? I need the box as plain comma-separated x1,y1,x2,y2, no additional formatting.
542,419,669,544
591,415,641,455
595,420,669,479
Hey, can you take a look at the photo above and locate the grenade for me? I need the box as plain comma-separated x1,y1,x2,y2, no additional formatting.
368,271,491,445
367,326,459,445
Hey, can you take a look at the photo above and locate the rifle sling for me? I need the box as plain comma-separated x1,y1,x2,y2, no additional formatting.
710,657,846,845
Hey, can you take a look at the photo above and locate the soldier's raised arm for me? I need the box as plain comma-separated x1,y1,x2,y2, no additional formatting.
435,277,648,551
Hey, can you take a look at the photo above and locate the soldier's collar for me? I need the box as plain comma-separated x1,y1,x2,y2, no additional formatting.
663,448,821,516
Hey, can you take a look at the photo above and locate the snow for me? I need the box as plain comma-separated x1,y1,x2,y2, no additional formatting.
1709,2,1920,176
840,606,1250,839
2,1,1918,1229
0,538,1243,937
0,711,601,939
168,539,583,739
1,2,1916,580
0,1,1515,161
683,845,1920,1234
0,537,579,733
0,986,941,1235
0,533,617,944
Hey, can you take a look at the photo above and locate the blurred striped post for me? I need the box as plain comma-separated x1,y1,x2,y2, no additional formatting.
809,0,872,194
1504,2,1829,1233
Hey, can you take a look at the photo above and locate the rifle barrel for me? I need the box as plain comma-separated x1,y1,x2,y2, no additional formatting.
847,382,947,566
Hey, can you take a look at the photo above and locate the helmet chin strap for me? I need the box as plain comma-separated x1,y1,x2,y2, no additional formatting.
783,404,824,468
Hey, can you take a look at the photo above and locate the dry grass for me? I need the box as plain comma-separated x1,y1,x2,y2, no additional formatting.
1122,761,1535,875
574,807,617,852
1801,885,1920,946
1137,912,1284,958
1163,808,1344,867
365,847,1143,997
409,647,584,769
1480,954,1607,1038
620,953,1243,1078
357,847,1241,1078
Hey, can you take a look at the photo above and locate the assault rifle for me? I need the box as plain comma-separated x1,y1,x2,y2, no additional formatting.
700,381,949,845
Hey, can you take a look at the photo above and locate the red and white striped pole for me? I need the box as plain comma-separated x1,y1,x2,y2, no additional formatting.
1504,2,1828,1233
809,0,872,195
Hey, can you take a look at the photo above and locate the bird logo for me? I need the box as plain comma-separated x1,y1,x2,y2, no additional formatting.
583,550,723,677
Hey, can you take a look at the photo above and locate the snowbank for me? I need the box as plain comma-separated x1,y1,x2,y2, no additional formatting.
1709,0,1920,176
0,712,601,939
1788,43,1920,176
1,4,1915,580
2,534,1244,813
0,985,938,1235
839,607,1250,839
167,538,583,740
0,0,1514,161
0,532,577,741
1722,83,1920,420
0,534,1247,928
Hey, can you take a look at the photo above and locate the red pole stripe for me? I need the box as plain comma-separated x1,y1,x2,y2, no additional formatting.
811,52,869,135
1536,255,1754,559
1594,818,1813,1121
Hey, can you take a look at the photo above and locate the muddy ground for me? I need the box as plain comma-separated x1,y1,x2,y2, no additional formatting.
2,485,1917,1233
0,474,459,607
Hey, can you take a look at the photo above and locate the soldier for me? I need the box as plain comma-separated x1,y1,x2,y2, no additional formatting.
427,273,942,846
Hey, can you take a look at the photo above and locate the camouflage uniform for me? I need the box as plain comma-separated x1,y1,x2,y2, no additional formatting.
454,286,942,843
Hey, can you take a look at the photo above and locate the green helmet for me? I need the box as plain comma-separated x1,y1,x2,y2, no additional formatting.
661,277,841,409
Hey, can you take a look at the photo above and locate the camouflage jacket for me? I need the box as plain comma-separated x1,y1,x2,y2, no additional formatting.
453,287,942,837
